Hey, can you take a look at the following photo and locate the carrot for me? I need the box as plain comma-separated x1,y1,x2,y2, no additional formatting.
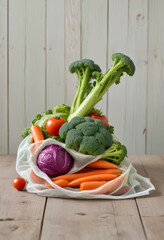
30,169,46,184
46,179,69,188
31,125,44,142
51,168,122,182
68,174,118,187
87,160,118,169
80,181,107,191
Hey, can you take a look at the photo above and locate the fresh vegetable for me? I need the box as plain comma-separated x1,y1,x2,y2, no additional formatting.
37,144,73,177
13,178,26,190
89,111,108,128
21,126,31,138
59,116,113,155
31,125,44,142
80,181,107,191
101,141,127,165
107,124,114,134
46,179,69,188
68,53,135,121
52,168,121,182
30,169,46,184
21,111,55,139
69,59,101,115
86,160,119,169
68,174,118,187
53,104,71,121
46,117,66,136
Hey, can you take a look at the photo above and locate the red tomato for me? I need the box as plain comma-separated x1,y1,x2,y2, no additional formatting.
89,111,108,128
13,178,26,191
46,117,66,136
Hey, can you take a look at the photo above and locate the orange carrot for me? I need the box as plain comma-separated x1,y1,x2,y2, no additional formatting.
30,169,46,184
46,179,69,188
87,160,118,169
80,181,107,191
68,174,118,187
51,168,122,182
31,125,44,142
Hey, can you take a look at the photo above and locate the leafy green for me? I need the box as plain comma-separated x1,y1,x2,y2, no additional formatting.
53,104,70,121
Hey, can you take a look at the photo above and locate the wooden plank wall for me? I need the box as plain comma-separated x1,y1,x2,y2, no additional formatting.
0,0,164,154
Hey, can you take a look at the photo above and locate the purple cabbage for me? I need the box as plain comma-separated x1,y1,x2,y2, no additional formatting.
37,144,73,177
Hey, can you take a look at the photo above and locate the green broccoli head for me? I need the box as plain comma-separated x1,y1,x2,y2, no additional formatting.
59,116,113,156
69,59,101,115
101,141,127,165
69,59,101,74
21,126,31,139
111,53,135,76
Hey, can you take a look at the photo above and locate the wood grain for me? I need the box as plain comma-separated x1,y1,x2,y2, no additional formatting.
0,0,8,154
65,0,81,106
131,155,164,240
8,0,26,154
147,0,164,154
46,0,65,109
81,0,108,115
0,155,46,240
108,0,148,154
41,198,146,240
25,0,46,124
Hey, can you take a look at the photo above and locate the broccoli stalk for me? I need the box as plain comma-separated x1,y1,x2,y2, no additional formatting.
69,59,101,114
101,142,127,165
68,53,135,121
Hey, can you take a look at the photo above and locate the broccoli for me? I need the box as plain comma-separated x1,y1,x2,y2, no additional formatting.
59,116,113,155
101,141,127,165
69,59,101,115
68,53,135,121
21,126,31,139
107,124,114,134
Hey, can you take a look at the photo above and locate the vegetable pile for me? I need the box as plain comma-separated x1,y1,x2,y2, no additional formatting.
20,52,135,192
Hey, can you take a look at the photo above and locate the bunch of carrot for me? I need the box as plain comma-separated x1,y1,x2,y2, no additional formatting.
46,160,122,191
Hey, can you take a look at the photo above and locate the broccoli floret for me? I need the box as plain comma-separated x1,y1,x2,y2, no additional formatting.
21,126,31,139
79,136,105,155
59,122,70,140
65,129,83,151
101,142,127,165
76,122,98,136
59,116,113,155
107,124,114,134
69,59,101,115
68,53,135,121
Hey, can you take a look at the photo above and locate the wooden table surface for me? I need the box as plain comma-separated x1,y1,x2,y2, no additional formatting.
0,155,163,240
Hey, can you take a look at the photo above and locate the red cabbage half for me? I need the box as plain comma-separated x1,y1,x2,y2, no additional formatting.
37,144,73,177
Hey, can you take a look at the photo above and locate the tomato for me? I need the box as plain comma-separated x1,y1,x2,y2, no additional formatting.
46,117,66,136
89,111,108,128
13,178,26,191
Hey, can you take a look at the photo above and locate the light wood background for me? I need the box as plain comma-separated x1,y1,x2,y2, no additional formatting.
0,0,164,155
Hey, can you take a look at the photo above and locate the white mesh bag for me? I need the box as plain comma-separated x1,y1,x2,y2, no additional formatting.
16,134,155,199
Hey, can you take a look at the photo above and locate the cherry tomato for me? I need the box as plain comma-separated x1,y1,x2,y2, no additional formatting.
89,111,108,128
13,178,26,191
46,117,66,136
